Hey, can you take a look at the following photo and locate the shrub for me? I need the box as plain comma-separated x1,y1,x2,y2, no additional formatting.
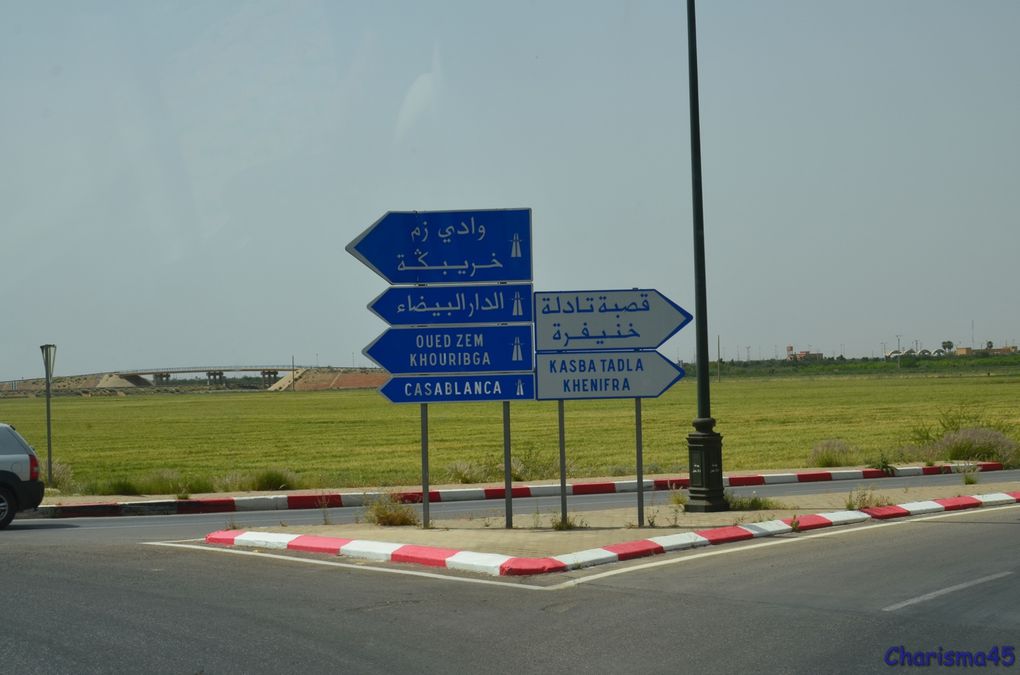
509,445,558,481
911,408,1013,446
47,461,80,494
363,493,420,527
933,427,1018,465
444,459,498,484
213,471,253,492
134,469,214,496
809,439,858,467
252,469,299,491
103,478,142,496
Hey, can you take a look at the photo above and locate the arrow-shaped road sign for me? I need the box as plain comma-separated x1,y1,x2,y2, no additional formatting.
364,325,534,375
369,284,533,326
380,373,536,404
347,209,532,285
534,289,693,352
535,350,685,400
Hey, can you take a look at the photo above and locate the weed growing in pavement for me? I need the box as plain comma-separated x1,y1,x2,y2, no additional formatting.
845,487,892,510
551,513,586,531
961,465,980,486
363,493,420,527
789,515,801,533
316,495,333,525
866,452,896,476
724,490,786,511
668,506,683,527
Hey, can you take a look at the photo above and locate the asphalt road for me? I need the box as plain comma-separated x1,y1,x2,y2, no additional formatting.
3,482,1018,673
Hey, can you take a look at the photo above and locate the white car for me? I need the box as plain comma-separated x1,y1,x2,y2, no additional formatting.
0,423,45,528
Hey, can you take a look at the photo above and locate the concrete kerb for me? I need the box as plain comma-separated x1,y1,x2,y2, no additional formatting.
29,462,1007,520
204,491,1020,577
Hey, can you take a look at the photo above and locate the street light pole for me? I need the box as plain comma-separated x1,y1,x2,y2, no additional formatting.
685,0,727,512
40,344,56,485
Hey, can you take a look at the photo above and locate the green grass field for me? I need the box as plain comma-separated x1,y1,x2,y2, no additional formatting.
2,373,1018,494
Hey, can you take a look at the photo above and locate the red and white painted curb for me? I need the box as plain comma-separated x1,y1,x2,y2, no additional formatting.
205,490,1020,576
33,461,1006,519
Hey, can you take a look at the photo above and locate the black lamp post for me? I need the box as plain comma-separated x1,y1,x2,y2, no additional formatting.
685,0,727,512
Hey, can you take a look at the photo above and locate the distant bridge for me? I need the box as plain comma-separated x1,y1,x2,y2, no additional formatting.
113,365,313,387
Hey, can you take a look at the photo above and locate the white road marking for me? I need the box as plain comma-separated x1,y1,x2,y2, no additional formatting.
882,571,1013,612
145,503,1020,592
144,541,550,591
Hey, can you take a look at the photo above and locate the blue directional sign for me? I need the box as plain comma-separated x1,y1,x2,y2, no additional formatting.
534,289,692,352
381,373,536,404
535,350,685,400
363,325,533,375
369,284,533,326
346,209,532,285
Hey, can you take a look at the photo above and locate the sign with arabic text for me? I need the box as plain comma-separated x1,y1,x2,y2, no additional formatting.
369,284,532,326
534,289,692,352
346,209,532,285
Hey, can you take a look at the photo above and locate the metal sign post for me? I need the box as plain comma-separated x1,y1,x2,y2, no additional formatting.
503,401,512,528
635,398,644,527
558,400,567,526
39,344,56,485
420,403,430,527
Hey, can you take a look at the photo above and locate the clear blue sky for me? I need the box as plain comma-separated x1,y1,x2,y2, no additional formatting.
2,0,1018,379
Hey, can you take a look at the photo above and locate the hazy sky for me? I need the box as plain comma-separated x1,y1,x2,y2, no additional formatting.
3,0,1018,380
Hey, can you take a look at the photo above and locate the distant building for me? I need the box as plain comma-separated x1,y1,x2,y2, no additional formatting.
956,345,1016,357
786,345,824,362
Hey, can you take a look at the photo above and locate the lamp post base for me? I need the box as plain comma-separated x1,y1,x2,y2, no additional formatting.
686,417,728,512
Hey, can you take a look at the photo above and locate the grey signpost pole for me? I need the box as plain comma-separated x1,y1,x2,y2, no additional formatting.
503,400,513,528
635,398,644,526
40,344,56,485
685,0,728,512
420,403,430,527
558,400,567,525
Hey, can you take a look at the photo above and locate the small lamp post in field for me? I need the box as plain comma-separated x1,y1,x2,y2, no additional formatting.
40,344,56,485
